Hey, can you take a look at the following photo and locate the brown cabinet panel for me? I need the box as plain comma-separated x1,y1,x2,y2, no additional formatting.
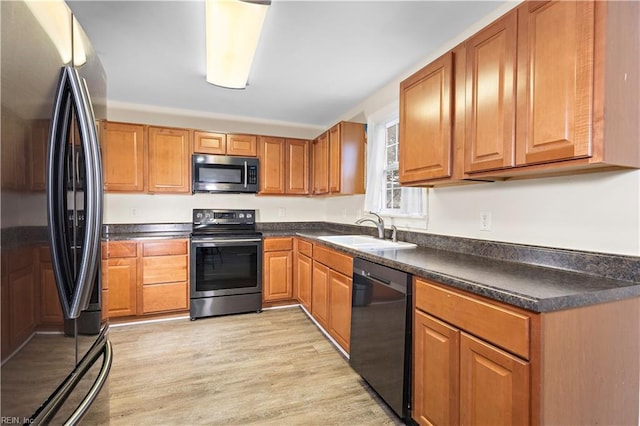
312,132,329,195
148,126,191,193
263,250,293,302
258,136,286,194
193,131,226,155
264,237,293,251
29,119,49,191
415,278,530,359
1,109,28,190
142,239,188,257
227,134,257,157
311,260,330,328
328,270,352,352
459,332,529,425
142,282,188,314
39,261,63,326
105,257,138,317
516,1,595,166
143,254,188,285
296,239,312,258
286,139,310,194
400,52,453,183
313,244,353,277
295,253,312,312
328,124,342,193
465,11,517,173
100,121,146,192
104,241,137,259
413,310,460,426
8,261,36,348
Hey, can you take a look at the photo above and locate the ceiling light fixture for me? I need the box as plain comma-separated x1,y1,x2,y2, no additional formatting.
205,0,270,89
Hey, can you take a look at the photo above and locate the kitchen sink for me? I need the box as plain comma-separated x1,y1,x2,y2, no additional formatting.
317,235,417,250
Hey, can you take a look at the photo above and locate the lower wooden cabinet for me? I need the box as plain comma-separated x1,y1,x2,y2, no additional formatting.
38,247,63,326
413,278,530,425
294,239,312,312
102,238,189,319
311,260,330,329
263,238,294,303
327,270,352,352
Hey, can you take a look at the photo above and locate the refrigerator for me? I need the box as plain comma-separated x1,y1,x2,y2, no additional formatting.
1,1,111,423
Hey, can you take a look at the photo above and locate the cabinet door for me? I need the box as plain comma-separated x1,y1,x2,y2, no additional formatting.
312,132,329,195
465,11,517,173
148,126,191,193
105,257,138,317
227,134,257,157
142,282,188,314
311,261,330,328
263,250,293,302
328,124,341,193
399,52,453,183
29,119,49,191
100,121,146,192
295,253,312,312
194,131,226,155
259,136,286,194
516,1,595,166
460,332,529,425
413,310,460,426
328,270,352,352
8,260,36,348
1,109,27,190
39,261,63,326
286,139,310,195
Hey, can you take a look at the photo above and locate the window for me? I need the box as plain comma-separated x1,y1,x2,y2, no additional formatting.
364,105,426,219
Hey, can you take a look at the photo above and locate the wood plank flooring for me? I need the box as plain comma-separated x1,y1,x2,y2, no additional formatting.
84,307,402,425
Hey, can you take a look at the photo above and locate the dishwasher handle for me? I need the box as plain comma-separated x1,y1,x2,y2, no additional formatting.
355,270,409,295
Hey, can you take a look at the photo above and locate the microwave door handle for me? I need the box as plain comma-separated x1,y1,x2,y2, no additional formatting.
244,161,248,188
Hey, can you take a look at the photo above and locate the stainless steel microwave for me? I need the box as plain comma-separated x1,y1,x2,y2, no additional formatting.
192,154,259,193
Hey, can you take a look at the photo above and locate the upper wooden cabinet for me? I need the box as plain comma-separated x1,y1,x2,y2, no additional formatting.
312,121,365,195
193,132,257,156
399,52,455,184
464,11,517,173
401,0,640,185
259,136,310,195
312,132,329,195
100,121,146,192
147,126,191,193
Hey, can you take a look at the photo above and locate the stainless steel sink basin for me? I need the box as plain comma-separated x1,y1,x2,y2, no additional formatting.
317,235,417,251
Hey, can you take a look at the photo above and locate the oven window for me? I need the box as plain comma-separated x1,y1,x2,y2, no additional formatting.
194,244,258,292
198,165,242,184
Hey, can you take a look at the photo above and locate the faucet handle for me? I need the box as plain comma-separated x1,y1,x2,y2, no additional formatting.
390,225,398,242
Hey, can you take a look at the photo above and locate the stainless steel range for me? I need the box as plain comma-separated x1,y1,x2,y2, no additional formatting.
190,209,263,320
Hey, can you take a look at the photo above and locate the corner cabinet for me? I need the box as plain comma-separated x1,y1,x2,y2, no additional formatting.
312,122,365,196
294,238,312,312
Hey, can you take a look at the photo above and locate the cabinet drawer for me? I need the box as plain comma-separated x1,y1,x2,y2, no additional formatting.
415,278,530,360
143,255,188,284
313,244,353,277
142,282,188,314
296,238,313,257
264,237,293,251
143,239,188,256
104,241,137,259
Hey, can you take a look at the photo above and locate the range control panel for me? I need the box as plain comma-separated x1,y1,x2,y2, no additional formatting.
192,209,256,226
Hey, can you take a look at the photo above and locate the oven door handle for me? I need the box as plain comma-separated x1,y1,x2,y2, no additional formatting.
192,238,262,244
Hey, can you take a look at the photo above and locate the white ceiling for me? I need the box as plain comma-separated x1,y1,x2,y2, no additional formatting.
67,1,507,128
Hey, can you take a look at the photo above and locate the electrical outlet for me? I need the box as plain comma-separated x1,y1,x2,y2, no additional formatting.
131,208,137,217
278,208,286,218
480,211,492,231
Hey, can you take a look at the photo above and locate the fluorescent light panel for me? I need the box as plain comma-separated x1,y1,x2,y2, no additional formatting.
206,0,270,89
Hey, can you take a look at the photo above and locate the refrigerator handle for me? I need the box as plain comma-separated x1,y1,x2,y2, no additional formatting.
47,66,103,319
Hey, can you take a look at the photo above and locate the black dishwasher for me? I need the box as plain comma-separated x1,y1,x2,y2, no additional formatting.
350,258,412,421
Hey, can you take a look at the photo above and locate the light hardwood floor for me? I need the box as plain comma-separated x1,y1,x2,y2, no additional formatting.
84,307,402,425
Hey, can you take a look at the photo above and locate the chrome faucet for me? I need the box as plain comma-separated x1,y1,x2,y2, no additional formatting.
355,212,385,239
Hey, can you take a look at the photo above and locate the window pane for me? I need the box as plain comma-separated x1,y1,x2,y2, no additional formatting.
386,145,395,165
392,189,401,209
386,190,393,209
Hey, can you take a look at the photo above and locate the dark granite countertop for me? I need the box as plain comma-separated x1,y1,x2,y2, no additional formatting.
102,223,191,241
263,228,640,313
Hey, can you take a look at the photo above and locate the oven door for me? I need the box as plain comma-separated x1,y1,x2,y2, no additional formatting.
190,237,262,298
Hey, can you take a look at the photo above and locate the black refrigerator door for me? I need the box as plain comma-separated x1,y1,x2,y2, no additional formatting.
46,66,103,320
